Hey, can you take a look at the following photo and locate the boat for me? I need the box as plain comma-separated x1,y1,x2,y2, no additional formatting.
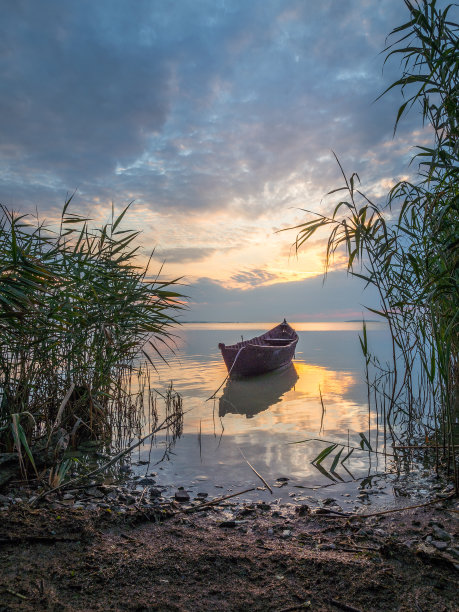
219,363,299,417
218,319,298,378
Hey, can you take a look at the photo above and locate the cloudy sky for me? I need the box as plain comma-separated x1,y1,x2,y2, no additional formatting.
0,0,433,321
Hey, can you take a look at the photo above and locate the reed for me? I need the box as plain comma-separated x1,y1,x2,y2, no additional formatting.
0,199,184,475
289,1,458,486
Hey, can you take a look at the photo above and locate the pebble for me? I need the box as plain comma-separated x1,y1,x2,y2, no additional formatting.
432,525,451,542
175,490,190,503
318,543,336,550
63,493,75,500
281,530,291,539
431,540,448,551
86,487,104,498
219,520,236,528
138,477,156,485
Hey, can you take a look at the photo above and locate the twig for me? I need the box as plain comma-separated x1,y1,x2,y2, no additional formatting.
206,346,246,400
239,448,273,493
328,599,363,612
318,493,455,520
3,588,28,600
31,414,180,506
183,487,256,513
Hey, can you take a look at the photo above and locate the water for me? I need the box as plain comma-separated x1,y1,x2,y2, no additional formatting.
131,321,420,506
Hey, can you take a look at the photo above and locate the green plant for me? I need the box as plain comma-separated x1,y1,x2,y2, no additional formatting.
288,0,458,486
0,200,185,473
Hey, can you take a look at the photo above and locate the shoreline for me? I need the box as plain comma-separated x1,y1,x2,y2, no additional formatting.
0,493,457,611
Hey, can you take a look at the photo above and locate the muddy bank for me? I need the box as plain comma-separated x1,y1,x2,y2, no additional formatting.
0,493,458,611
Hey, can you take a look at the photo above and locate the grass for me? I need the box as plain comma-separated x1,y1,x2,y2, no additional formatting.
287,0,458,488
0,200,185,478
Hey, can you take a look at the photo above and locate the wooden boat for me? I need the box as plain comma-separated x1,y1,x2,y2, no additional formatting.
218,319,298,378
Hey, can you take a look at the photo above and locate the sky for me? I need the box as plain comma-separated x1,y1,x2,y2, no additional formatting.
0,0,438,321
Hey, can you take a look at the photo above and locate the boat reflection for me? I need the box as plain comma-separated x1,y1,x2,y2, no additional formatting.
219,363,299,419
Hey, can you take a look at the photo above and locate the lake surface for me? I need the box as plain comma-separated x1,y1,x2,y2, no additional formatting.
134,322,414,506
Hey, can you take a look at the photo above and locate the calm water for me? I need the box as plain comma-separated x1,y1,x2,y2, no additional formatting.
135,322,398,503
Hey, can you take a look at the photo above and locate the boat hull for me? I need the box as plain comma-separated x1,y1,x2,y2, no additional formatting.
218,320,298,379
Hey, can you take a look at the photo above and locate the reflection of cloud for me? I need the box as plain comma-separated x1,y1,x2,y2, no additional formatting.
231,268,279,287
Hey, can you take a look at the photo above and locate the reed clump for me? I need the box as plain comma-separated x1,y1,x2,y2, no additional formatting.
0,199,184,475
290,1,458,485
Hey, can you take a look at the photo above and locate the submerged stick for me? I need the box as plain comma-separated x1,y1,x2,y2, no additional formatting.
184,487,256,513
239,448,273,493
31,414,180,505
318,492,455,520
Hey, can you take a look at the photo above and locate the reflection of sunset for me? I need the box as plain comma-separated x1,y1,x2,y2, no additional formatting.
157,356,372,441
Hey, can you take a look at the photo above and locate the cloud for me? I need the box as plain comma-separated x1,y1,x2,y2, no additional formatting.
0,0,419,219
185,270,380,322
230,268,279,287
152,246,232,264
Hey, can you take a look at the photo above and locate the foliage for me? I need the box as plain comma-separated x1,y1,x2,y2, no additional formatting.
0,199,185,471
289,1,458,483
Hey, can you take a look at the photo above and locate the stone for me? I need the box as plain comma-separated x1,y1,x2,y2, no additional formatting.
149,487,162,498
277,477,289,482
86,487,104,498
295,504,310,517
431,540,448,551
63,493,75,500
432,525,452,541
219,520,236,528
281,530,292,539
175,490,190,503
196,492,208,498
139,477,156,485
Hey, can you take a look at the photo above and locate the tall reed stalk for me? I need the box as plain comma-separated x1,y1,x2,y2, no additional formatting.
0,200,184,472
289,0,458,486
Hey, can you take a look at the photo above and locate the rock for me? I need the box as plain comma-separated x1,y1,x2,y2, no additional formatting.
432,525,452,542
139,477,156,485
322,498,336,506
281,530,292,539
295,504,310,516
257,503,270,511
149,487,162,498
63,493,75,500
318,543,336,550
431,540,448,551
175,490,190,503
0,494,11,504
267,528,274,535
276,477,289,482
86,487,104,499
448,547,459,560
196,492,208,498
219,520,236,528
119,465,130,473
